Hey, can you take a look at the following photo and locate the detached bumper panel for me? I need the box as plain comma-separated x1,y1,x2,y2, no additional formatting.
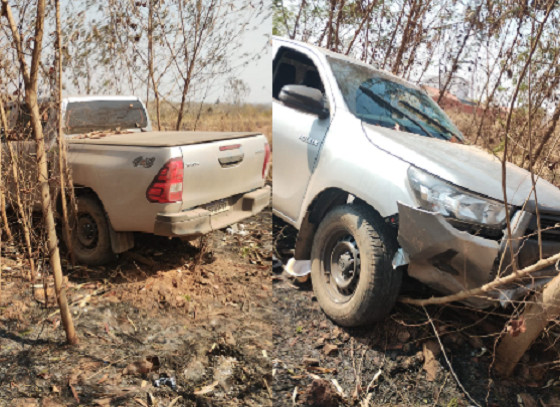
397,202,499,307
396,202,560,307
153,185,270,237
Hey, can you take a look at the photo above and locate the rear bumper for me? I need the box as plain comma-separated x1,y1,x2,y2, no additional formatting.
395,202,560,308
153,186,270,237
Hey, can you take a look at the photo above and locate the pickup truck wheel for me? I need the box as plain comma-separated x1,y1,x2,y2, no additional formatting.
69,195,114,266
311,204,401,327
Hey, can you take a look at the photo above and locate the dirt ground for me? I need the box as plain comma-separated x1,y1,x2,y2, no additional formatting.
0,210,273,407
3,210,560,407
271,217,560,407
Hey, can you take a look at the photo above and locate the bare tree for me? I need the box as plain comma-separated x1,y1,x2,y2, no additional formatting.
1,0,77,345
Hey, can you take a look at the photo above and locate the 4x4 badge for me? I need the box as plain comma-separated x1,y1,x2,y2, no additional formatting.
132,156,155,168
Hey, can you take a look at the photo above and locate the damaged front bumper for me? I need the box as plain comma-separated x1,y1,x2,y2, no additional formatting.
395,202,560,307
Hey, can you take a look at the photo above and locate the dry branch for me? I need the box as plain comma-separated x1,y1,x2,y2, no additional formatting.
0,97,13,241
399,252,560,306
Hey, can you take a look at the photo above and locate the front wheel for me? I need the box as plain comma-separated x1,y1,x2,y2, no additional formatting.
67,195,114,266
310,204,401,327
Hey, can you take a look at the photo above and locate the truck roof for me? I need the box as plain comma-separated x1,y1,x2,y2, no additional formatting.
273,36,424,92
63,95,142,103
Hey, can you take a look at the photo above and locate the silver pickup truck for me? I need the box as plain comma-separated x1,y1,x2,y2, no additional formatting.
272,37,560,327
3,96,270,265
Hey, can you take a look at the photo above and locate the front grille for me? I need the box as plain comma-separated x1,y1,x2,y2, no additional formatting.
527,212,560,242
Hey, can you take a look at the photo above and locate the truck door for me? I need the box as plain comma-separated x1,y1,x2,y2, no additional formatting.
272,46,331,222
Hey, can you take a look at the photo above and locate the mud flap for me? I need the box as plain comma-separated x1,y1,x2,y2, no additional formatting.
396,202,499,307
109,225,134,254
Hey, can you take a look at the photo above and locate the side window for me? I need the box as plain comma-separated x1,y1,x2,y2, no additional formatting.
3,101,53,141
272,47,325,100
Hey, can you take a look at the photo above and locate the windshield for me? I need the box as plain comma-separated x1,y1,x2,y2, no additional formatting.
64,100,148,135
327,56,463,142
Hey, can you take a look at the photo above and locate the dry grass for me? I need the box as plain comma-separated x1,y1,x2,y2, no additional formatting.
147,101,272,144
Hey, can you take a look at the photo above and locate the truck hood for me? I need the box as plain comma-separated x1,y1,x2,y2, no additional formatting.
362,122,560,209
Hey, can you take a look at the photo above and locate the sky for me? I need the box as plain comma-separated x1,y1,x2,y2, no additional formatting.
58,0,272,105
227,6,271,104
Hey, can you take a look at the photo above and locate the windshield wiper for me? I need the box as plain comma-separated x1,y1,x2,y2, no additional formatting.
398,100,461,141
358,85,432,138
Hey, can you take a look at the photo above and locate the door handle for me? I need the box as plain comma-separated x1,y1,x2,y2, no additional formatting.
219,153,244,167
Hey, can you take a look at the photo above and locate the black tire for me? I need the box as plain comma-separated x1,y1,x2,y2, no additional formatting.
68,195,114,266
310,204,402,327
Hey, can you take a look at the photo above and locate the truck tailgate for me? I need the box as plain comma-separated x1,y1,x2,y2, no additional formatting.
179,134,268,210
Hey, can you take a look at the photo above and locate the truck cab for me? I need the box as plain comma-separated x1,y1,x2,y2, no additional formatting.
272,37,560,327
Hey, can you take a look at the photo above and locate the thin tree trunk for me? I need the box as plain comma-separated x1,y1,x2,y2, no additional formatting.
291,0,305,40
346,0,378,55
473,18,521,146
381,1,406,70
0,191,9,241
498,0,553,276
333,0,346,52
531,101,560,167
2,0,78,345
55,0,74,266
0,97,13,241
175,0,204,131
494,273,560,377
391,0,419,74
437,4,479,105
325,0,337,49
6,142,35,281
0,102,3,300
147,0,161,130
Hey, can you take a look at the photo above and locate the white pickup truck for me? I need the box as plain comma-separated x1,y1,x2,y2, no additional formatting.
272,37,560,327
3,96,270,265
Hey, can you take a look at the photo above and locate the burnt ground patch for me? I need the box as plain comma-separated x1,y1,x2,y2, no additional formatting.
0,210,273,407
271,215,560,407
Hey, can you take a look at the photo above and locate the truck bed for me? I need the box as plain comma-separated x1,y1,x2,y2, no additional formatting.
67,131,261,147
67,130,269,233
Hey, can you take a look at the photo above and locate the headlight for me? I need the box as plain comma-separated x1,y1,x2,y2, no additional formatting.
407,166,510,228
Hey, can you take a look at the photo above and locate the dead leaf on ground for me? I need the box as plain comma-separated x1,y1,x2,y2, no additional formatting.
123,356,160,376
301,378,342,407
422,340,441,382
323,343,338,356
517,393,537,407
93,398,113,406
194,381,219,395
306,366,337,374
40,398,65,407
68,381,80,403
133,398,148,407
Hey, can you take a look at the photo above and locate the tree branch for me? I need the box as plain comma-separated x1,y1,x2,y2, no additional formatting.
399,252,560,306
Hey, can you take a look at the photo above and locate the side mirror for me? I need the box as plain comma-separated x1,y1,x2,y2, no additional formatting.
279,84,329,119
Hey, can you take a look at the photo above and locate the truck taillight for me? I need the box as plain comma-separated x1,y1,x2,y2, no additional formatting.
146,158,184,203
262,142,271,179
